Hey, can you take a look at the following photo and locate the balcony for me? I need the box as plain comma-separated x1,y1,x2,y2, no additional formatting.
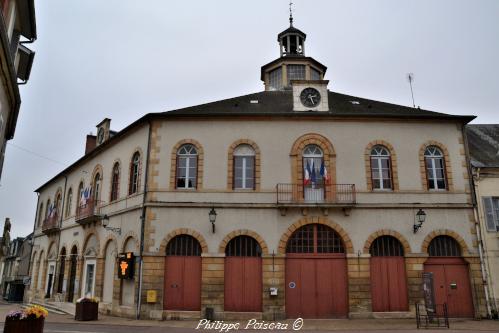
276,183,356,207
76,199,102,225
42,213,60,234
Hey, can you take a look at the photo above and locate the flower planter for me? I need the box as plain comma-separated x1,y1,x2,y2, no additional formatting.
4,317,44,333
75,301,99,321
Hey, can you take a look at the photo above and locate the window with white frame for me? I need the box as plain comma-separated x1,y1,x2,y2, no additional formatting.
424,146,447,190
176,144,197,189
129,152,140,194
483,197,499,232
83,261,96,297
370,145,392,190
233,144,255,190
65,188,72,218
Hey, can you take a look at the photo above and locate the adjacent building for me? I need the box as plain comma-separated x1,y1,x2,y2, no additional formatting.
0,0,36,179
28,17,487,320
1,233,32,302
467,124,499,315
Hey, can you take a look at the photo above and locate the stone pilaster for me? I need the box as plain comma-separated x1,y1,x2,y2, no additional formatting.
201,256,224,319
262,256,285,320
347,255,372,318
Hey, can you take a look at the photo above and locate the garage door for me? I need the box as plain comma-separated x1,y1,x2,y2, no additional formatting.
164,235,202,311
285,224,348,318
370,236,408,312
224,236,262,312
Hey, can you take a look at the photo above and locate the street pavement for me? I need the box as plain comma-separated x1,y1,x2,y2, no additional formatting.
0,302,498,333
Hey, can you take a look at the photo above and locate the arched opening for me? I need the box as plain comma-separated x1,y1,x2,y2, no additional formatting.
121,237,137,306
81,235,98,298
224,236,262,312
303,145,325,201
164,235,202,311
424,236,473,317
57,247,66,294
67,246,78,302
369,236,408,312
103,241,117,303
285,224,347,318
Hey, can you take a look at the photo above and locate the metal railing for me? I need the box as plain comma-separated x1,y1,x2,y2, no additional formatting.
75,199,102,223
42,212,59,233
416,303,449,329
276,183,356,205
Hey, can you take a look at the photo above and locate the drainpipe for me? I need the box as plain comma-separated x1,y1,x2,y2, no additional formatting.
136,119,152,319
462,126,492,317
27,192,40,302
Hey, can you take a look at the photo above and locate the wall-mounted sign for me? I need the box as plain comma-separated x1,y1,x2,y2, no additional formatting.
147,290,157,303
118,252,135,279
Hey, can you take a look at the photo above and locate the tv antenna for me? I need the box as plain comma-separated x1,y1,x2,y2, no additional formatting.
407,73,416,108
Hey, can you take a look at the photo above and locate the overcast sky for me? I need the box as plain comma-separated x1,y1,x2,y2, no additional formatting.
1,0,498,238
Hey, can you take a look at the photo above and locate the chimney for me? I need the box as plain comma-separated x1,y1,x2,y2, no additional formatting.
85,134,97,154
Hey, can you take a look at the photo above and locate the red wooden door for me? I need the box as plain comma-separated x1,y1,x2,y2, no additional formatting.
286,256,348,318
224,257,262,312
164,256,201,310
371,257,408,312
424,258,474,318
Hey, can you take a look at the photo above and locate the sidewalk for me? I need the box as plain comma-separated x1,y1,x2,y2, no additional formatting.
1,302,498,331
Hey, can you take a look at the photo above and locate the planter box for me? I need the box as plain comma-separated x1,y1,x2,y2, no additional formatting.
4,317,44,333
75,301,99,321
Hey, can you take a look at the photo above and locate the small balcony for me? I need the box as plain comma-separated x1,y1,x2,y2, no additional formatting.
76,199,102,225
42,213,60,234
276,183,356,207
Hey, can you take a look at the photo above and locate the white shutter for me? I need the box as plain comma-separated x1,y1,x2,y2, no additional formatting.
482,197,497,232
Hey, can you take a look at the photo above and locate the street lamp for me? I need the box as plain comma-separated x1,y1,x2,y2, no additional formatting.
101,215,121,235
209,208,217,233
413,209,427,233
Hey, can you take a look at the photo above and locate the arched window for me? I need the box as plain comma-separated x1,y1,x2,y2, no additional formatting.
233,145,255,190
78,182,84,206
110,162,120,201
225,236,261,257
424,146,447,190
166,235,201,256
370,236,404,256
287,224,344,254
37,203,43,227
129,152,140,194
45,199,51,219
428,236,461,257
65,189,73,218
370,146,392,190
55,193,62,215
176,144,197,189
303,145,324,184
93,173,101,202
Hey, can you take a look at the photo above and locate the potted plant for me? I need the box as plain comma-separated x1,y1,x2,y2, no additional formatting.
4,304,48,333
75,297,99,321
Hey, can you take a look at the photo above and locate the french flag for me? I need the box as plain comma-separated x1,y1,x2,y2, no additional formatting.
304,161,312,185
320,161,330,184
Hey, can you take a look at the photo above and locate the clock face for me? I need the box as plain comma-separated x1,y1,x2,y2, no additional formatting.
97,128,105,144
300,87,321,108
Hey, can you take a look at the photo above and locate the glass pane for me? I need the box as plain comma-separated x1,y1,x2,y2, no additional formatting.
234,178,243,189
380,159,390,168
234,156,243,168
178,157,186,167
434,158,444,168
383,179,392,189
437,179,446,189
373,179,381,189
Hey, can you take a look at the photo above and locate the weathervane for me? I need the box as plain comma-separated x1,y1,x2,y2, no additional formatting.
289,0,294,26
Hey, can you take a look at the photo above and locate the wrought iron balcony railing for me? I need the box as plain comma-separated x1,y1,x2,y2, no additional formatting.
75,199,102,225
42,212,60,234
276,183,356,206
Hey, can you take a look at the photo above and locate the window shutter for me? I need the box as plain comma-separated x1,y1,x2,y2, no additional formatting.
482,197,497,232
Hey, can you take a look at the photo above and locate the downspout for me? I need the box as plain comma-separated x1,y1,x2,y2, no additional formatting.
462,126,492,317
27,192,40,301
136,120,152,319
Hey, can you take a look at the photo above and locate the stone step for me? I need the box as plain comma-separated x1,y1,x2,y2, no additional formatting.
24,301,70,315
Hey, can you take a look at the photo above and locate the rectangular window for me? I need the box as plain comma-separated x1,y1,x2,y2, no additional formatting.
311,68,321,80
287,65,305,85
269,67,282,90
234,156,255,189
371,157,392,190
483,197,499,232
426,157,447,190
176,156,197,189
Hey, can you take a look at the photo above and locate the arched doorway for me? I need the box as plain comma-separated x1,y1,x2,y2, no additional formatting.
103,241,117,303
121,237,137,306
67,246,78,302
224,236,262,312
424,236,474,317
285,224,348,318
164,235,201,311
370,236,408,312
57,248,66,294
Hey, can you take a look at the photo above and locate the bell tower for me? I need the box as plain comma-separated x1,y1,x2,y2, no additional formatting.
261,6,327,92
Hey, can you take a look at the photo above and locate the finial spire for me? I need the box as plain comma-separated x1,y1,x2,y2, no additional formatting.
289,0,294,26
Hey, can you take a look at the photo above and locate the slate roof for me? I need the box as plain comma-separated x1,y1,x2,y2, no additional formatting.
466,124,499,168
160,90,474,121
277,26,306,40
